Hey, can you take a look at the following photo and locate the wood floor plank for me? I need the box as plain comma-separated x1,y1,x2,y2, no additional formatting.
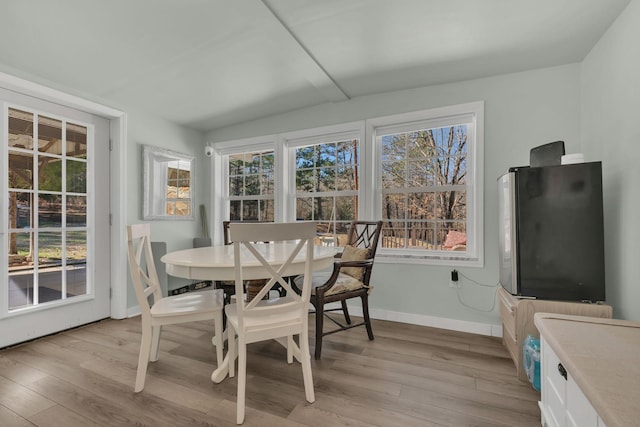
0,404,36,427
401,383,540,426
0,315,540,426
291,392,447,427
27,404,102,427
0,376,56,419
327,352,477,388
0,354,49,386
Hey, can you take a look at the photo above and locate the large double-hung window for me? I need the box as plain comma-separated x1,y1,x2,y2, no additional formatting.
226,148,275,221
288,130,360,246
370,103,482,265
213,101,483,266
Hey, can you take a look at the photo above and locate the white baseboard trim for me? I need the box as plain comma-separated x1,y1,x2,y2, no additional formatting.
325,302,503,338
125,302,503,338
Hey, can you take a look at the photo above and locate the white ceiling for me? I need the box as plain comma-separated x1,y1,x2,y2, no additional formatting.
0,0,630,132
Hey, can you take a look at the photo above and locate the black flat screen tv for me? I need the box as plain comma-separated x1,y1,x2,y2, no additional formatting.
497,162,605,302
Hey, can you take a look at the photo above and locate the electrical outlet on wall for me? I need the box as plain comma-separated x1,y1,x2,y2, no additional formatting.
449,269,460,288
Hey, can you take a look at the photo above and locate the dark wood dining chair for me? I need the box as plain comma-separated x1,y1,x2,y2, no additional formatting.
293,220,382,359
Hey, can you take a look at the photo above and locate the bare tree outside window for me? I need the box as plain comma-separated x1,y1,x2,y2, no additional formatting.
381,125,467,251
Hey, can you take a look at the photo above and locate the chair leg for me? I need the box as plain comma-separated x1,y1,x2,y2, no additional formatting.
150,325,162,362
213,312,224,368
287,336,294,364
228,324,236,378
236,339,247,425
340,300,352,324
361,294,374,341
135,324,153,392
299,330,315,403
314,300,325,360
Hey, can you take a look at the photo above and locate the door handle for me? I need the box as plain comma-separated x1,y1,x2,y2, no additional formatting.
557,363,567,380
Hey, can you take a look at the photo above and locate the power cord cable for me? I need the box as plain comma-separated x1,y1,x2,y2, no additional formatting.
454,271,500,312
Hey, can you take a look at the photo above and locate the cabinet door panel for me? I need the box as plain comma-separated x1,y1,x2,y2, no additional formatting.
546,344,566,400
567,376,597,427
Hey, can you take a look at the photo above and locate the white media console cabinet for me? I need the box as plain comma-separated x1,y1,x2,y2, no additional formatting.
498,287,612,381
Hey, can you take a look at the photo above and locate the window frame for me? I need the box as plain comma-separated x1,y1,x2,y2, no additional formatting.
226,149,276,222
281,122,365,235
211,137,278,244
368,101,484,267
211,101,483,267
367,101,484,267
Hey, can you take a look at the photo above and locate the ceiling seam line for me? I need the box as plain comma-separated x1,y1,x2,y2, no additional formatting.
259,0,351,101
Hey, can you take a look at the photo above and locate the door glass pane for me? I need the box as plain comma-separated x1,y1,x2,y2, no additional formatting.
66,123,87,158
38,116,63,154
39,156,62,192
8,108,34,149
67,230,87,297
8,192,32,229
67,159,86,193
8,151,34,189
8,231,34,309
39,195,62,228
38,232,63,304
67,195,86,226
5,106,91,312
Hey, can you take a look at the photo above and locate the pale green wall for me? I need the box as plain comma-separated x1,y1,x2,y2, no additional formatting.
206,64,582,328
125,107,207,306
581,0,640,320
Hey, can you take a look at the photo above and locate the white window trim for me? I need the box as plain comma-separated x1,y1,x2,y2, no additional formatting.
210,136,277,244
367,101,484,267
280,121,365,223
210,102,484,267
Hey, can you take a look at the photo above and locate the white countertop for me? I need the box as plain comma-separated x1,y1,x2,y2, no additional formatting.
534,313,640,427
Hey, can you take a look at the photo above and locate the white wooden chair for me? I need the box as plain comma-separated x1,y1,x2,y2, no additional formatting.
225,222,316,424
126,223,224,392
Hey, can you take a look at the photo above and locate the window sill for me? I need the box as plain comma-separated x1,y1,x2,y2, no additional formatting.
376,253,483,268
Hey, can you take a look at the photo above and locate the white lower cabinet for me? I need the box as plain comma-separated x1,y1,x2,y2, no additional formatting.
539,337,607,427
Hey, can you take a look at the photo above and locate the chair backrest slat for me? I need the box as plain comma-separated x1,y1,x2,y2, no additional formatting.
345,221,382,284
127,224,163,317
223,220,273,245
347,221,382,256
230,222,315,331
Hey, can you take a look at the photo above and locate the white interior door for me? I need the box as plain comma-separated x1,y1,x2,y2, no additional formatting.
0,87,110,348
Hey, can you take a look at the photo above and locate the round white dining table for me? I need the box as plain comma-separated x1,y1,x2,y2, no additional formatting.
161,242,337,282
160,242,337,383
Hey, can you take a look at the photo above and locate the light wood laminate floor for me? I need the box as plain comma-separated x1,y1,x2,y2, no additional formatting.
0,315,541,426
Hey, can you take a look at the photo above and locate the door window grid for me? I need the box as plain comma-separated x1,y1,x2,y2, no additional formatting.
6,106,89,311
